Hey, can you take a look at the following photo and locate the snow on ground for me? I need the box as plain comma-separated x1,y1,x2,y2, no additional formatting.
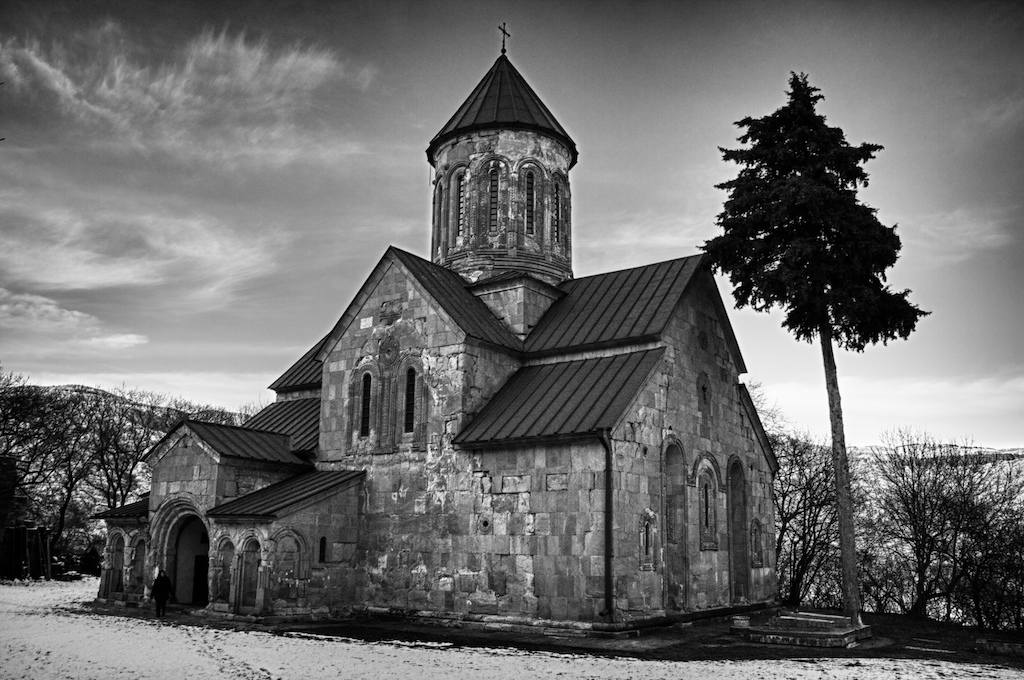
0,578,1018,680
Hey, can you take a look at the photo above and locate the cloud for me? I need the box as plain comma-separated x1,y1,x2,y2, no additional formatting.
899,206,1016,263
0,26,373,168
575,208,714,275
0,204,282,297
0,288,147,348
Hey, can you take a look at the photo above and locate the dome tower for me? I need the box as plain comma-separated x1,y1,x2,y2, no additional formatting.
426,53,578,287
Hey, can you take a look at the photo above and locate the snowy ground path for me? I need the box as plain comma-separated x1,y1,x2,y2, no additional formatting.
1,578,1019,679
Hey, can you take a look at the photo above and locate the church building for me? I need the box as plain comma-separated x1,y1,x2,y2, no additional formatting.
96,49,778,633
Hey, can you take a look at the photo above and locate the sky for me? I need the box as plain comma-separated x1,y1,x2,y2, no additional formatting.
1,1,1021,448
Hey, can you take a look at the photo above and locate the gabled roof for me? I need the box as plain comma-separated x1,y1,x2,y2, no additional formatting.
207,470,364,520
147,420,312,468
316,247,522,362
243,398,320,454
390,248,523,351
525,255,705,354
455,348,665,446
268,334,328,393
92,494,149,520
427,54,577,168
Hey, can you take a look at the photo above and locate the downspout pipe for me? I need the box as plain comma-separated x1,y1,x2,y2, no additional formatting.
597,428,614,623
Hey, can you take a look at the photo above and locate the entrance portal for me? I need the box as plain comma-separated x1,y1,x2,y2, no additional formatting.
240,538,260,609
173,516,209,606
728,459,750,602
663,443,687,610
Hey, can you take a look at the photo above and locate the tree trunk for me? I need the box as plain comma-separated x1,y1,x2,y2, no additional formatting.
819,323,863,626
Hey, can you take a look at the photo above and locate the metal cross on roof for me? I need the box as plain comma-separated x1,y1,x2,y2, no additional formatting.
498,23,510,54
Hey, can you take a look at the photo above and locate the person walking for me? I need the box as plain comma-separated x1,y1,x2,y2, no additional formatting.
152,569,172,618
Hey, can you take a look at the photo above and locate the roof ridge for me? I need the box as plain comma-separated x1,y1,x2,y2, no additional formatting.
186,418,289,438
561,253,705,286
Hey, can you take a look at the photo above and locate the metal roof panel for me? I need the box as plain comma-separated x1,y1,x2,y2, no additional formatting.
208,470,364,519
455,348,665,446
525,256,704,353
244,398,320,453
187,421,309,466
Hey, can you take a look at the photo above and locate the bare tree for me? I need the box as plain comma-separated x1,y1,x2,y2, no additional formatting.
773,432,841,607
865,430,1023,620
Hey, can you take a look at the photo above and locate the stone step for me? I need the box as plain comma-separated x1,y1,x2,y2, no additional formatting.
771,612,854,630
740,624,872,648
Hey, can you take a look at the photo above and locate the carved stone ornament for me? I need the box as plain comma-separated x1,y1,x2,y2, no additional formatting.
378,336,400,366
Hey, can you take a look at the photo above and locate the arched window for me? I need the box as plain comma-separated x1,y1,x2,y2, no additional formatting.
525,172,535,235
454,171,466,236
750,520,764,568
552,181,561,241
436,183,445,251
699,469,718,550
404,368,416,433
360,373,372,437
318,537,327,564
488,167,499,232
639,511,657,570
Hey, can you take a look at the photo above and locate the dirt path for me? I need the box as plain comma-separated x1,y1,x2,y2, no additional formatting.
1,579,1020,680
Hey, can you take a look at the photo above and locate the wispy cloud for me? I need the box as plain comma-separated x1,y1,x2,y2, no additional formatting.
899,206,1016,263
973,94,1024,129
0,288,147,348
576,208,714,275
1,25,373,168
0,204,282,299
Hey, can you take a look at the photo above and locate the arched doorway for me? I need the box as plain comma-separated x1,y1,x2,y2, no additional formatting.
663,442,687,609
728,459,750,603
172,516,209,606
129,539,146,595
110,535,125,595
213,539,234,606
239,538,260,610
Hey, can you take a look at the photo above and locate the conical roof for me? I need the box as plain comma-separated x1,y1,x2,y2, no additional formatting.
427,54,577,168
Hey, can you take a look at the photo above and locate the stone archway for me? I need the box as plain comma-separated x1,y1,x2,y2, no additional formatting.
663,441,687,610
211,538,234,608
170,515,209,606
109,535,125,595
728,458,750,603
239,537,261,610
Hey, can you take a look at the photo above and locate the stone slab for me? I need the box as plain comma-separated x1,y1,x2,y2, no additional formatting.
735,623,873,648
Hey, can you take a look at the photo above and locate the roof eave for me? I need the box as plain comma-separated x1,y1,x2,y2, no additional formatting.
427,124,578,169
455,429,606,449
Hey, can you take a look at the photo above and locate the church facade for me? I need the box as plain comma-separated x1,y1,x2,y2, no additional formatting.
97,52,778,632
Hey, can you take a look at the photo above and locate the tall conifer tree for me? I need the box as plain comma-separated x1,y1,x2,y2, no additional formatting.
704,73,928,625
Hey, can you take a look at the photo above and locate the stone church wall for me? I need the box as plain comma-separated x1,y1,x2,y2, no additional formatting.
320,439,609,622
204,484,363,617
149,437,296,514
320,260,520,460
660,272,776,610
597,272,777,622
